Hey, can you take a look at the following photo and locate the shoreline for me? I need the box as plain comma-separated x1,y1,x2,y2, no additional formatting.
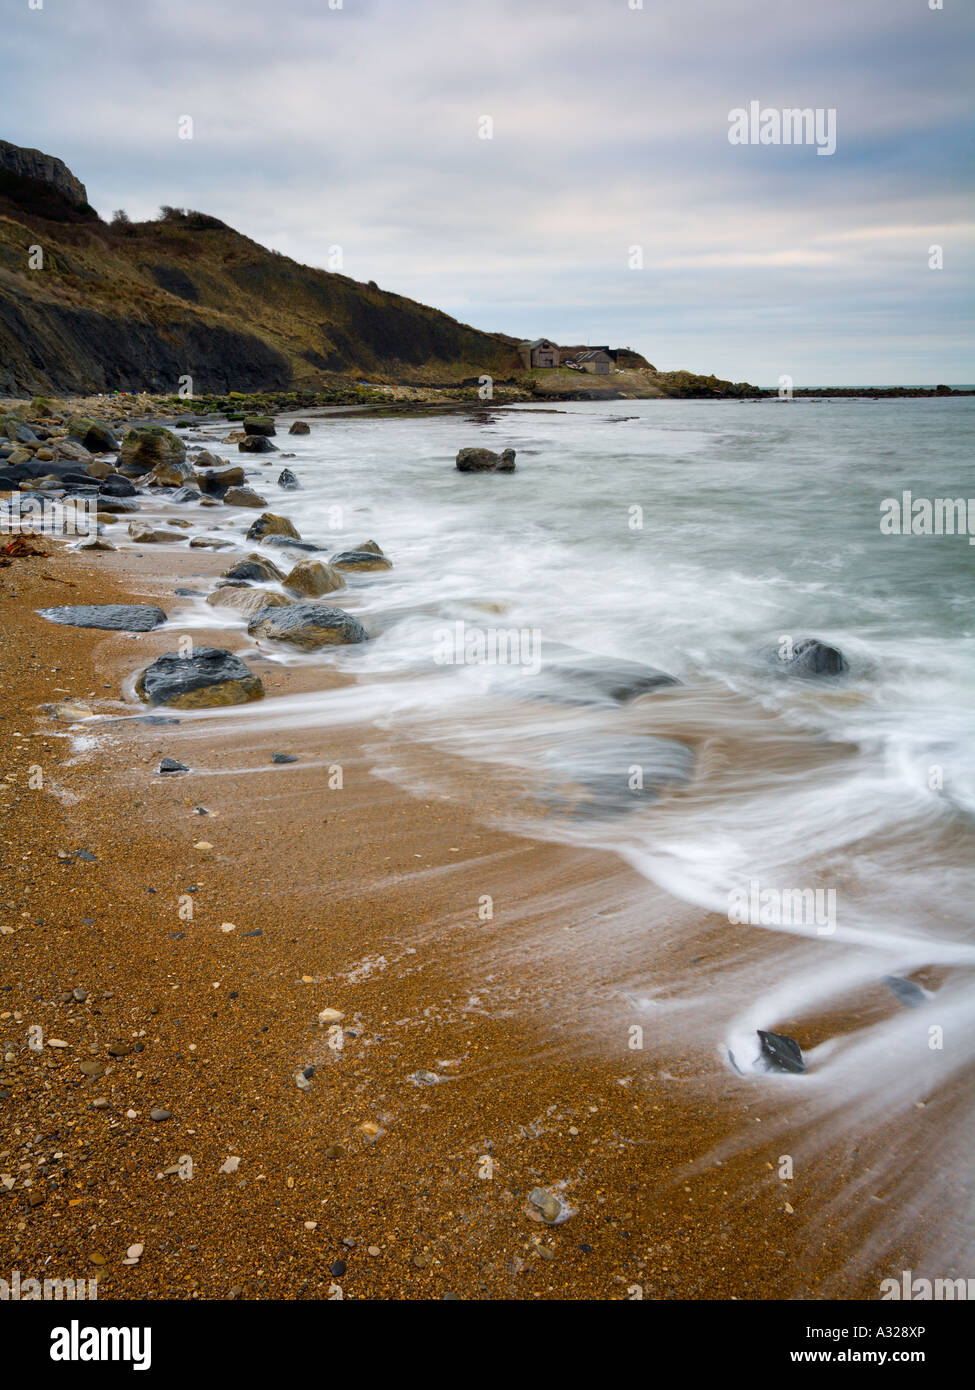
0,459,937,1300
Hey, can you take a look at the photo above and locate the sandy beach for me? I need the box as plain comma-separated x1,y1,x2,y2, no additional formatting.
0,515,933,1302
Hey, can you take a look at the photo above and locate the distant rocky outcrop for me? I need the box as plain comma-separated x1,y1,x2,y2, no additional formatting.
0,139,88,208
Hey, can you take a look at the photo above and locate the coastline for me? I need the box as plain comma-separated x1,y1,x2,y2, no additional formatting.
0,503,931,1300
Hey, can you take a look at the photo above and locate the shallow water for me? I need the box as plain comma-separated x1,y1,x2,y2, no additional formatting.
153,397,975,1274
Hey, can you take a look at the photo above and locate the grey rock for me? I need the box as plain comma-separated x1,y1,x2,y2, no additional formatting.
136,647,264,708
757,1029,805,1074
247,603,369,650
456,447,516,472
39,604,167,632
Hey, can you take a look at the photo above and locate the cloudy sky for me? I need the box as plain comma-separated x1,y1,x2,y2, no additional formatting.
4,0,973,384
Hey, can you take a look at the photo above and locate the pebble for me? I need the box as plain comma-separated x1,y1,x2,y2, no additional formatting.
325,1144,344,1159
528,1187,564,1224
149,1108,172,1122
219,1156,240,1175
330,1260,347,1277
304,1221,318,1231
367,1246,380,1257
317,1008,344,1025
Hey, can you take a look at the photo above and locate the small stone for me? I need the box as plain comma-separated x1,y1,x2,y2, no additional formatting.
126,1243,144,1261
528,1187,564,1224
325,1144,344,1159
317,1008,345,1025
193,842,213,851
413,1253,431,1268
367,1245,380,1257
149,1108,171,1122
271,752,298,764
72,987,88,1002
330,1259,347,1277
219,1156,240,1175
158,757,189,775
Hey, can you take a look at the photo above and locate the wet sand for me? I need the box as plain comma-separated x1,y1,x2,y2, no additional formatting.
0,535,930,1300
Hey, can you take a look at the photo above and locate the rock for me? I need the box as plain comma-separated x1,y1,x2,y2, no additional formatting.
38,604,167,633
51,438,93,464
206,586,292,619
67,416,119,453
541,647,680,704
317,1008,344,1024
330,549,392,572
189,533,236,550
288,421,310,435
136,648,264,708
539,734,693,816
355,539,385,555
99,474,137,498
261,535,322,553
193,450,226,469
277,468,300,489
527,1188,566,1224
43,702,93,723
85,458,116,481
195,464,245,495
272,752,299,764
223,553,286,584
94,495,140,514
455,447,516,472
246,511,299,541
284,558,344,598
238,435,278,454
148,457,193,488
158,757,188,774
149,1108,172,1122
757,1029,805,1074
409,1070,440,1086
243,416,276,437
330,1260,347,1277
882,975,927,1008
223,486,269,509
127,522,174,544
772,638,847,678
171,486,202,504
247,603,369,650
77,537,116,551
219,1156,241,1175
119,426,186,475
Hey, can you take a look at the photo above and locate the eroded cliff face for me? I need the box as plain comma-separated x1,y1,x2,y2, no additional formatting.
0,139,89,208
0,140,523,396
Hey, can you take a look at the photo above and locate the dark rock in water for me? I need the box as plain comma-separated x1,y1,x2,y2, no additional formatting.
0,467,26,489
223,553,286,583
540,646,680,704
244,416,276,437
98,474,137,498
137,647,264,708
39,604,167,632
330,549,392,572
94,495,140,513
159,757,189,774
137,715,181,725
757,1029,805,1073
223,486,269,508
247,603,369,650
238,434,278,454
455,447,516,472
171,485,202,504
540,734,693,817
772,638,847,677
288,421,310,435
174,588,204,597
277,468,300,489
271,752,298,764
196,464,245,496
882,975,927,1008
261,534,322,552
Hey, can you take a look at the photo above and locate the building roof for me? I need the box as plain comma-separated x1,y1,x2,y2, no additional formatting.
576,348,611,362
530,338,555,349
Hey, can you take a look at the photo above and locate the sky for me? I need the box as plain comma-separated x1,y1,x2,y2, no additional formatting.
3,0,973,386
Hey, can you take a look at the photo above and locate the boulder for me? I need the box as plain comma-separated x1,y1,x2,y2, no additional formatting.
76,537,116,552
284,558,345,598
148,457,193,488
120,426,186,474
261,534,322,553
541,647,680,704
288,421,310,435
193,450,226,470
99,474,137,498
95,496,140,514
52,439,94,464
195,464,245,495
188,535,235,549
85,458,116,481
772,638,847,678
238,434,278,454
171,485,202,504
207,586,293,618
243,416,276,437
137,647,264,708
330,549,392,572
247,603,368,650
246,511,300,541
223,486,269,508
223,553,286,584
39,604,166,633
127,522,175,544
757,1030,805,1074
455,447,516,473
277,468,300,490
67,416,118,454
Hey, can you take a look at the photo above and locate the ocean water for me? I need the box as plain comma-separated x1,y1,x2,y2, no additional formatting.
160,397,975,1273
